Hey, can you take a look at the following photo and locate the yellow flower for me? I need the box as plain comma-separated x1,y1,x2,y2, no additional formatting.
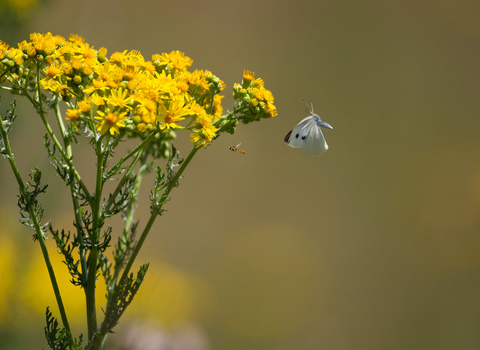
110,50,128,65
66,109,81,130
203,70,226,92
267,102,278,117
144,61,156,74
28,32,57,55
69,34,86,45
251,77,264,88
6,48,24,66
78,98,92,113
79,44,96,61
40,79,68,94
83,78,109,94
190,122,217,148
123,66,142,81
135,97,157,124
190,101,207,119
60,61,74,76
157,99,193,130
94,108,129,135
66,109,81,122
233,71,277,122
97,47,107,62
187,70,210,92
207,94,224,121
18,40,35,57
93,62,123,84
133,70,176,103
0,40,9,59
30,33,46,52
242,70,255,84
175,79,191,102
71,57,83,70
43,64,63,79
84,57,97,68
127,78,139,91
262,88,274,104
160,51,193,72
137,123,147,133
107,88,132,109
91,93,106,106
121,50,146,70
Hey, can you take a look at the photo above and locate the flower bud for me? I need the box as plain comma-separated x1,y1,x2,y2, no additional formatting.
97,47,107,62
162,148,171,159
164,129,176,140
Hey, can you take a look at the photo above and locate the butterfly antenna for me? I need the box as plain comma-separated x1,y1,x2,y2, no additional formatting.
300,97,314,114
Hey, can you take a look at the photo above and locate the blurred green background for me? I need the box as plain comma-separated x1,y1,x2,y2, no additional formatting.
1,0,480,349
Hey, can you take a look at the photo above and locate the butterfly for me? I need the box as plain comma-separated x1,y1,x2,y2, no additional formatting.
229,143,246,154
284,99,333,156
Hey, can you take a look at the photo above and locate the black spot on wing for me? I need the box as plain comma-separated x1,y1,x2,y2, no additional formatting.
284,130,292,143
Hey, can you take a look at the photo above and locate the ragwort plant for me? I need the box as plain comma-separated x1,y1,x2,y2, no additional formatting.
0,32,277,350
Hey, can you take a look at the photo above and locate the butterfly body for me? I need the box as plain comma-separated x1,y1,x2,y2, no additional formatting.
229,143,246,154
284,101,333,156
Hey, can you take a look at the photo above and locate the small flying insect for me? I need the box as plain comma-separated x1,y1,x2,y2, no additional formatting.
229,143,246,154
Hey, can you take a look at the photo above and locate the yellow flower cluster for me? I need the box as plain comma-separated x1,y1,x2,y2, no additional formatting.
0,33,225,144
0,33,277,149
233,70,277,122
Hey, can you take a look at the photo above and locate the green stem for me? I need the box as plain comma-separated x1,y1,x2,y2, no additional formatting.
120,145,199,281
112,160,149,284
0,113,74,349
86,133,107,348
96,145,199,349
103,130,158,213
53,98,88,286
123,161,148,237
97,158,148,350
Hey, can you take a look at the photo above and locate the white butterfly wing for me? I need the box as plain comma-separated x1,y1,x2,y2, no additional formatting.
284,116,316,148
303,124,329,156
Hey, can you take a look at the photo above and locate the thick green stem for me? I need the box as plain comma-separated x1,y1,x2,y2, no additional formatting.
0,113,73,349
112,160,148,284
96,145,199,349
98,158,149,350
86,134,106,348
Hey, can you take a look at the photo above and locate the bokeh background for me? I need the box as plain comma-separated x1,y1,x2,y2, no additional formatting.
1,0,480,349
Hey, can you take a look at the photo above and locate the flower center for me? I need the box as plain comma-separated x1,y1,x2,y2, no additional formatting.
165,114,174,124
177,81,189,93
105,112,118,125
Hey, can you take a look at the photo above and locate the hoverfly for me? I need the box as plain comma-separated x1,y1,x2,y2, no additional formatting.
229,143,246,154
